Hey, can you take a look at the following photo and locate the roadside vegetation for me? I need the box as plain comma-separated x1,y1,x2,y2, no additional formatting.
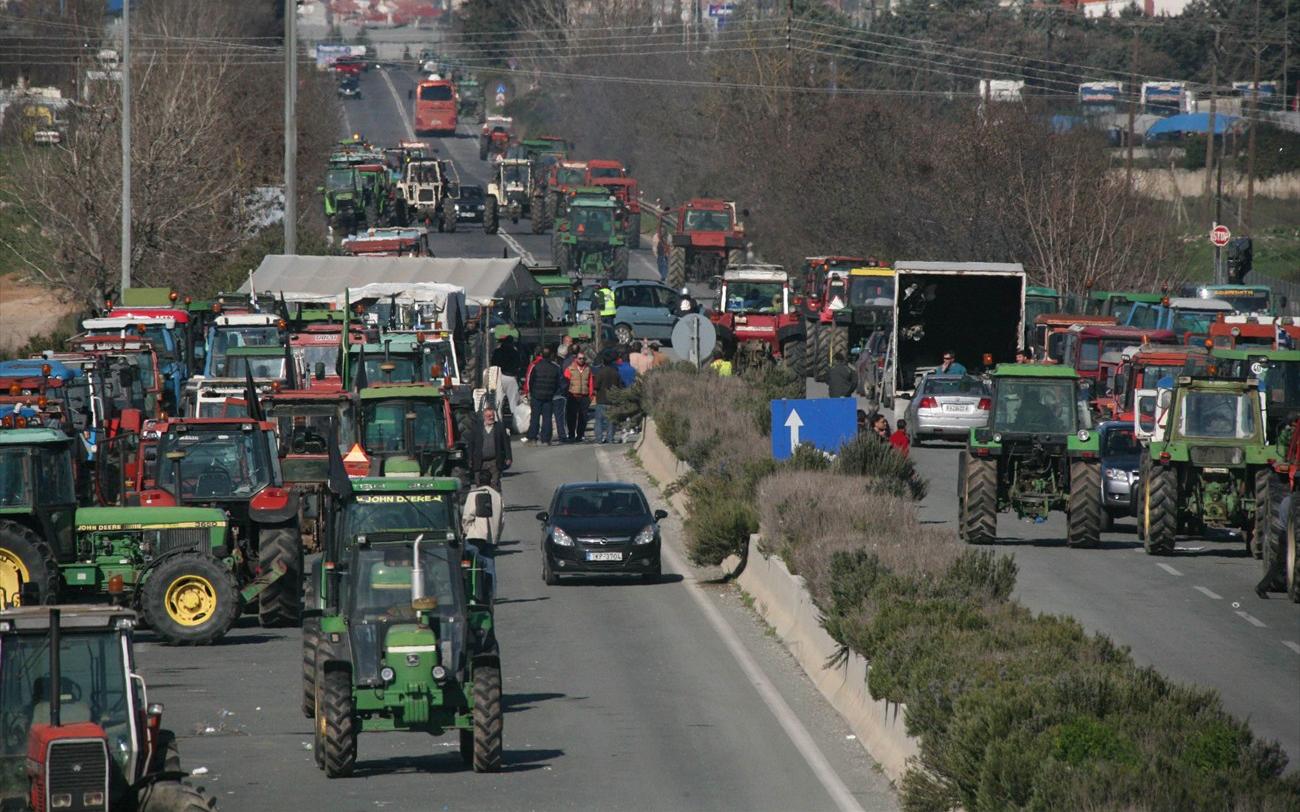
632,365,1300,810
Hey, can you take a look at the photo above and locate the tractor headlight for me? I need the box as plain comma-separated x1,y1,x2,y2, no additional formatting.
379,666,395,683
992,433,1002,443
431,665,447,681
551,526,575,547
633,525,656,545
1077,430,1090,442
50,795,71,809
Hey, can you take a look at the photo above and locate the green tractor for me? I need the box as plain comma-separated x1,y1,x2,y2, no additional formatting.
0,605,216,811
321,166,364,233
357,384,468,480
1137,376,1278,555
958,365,1104,547
551,189,630,281
303,477,502,777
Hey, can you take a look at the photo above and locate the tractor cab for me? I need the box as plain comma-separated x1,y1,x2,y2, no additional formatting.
0,428,77,606
718,266,789,316
357,385,462,478
1210,347,1300,442
202,312,284,379
711,266,805,374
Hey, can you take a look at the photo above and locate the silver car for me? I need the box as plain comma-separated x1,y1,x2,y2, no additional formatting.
905,374,990,445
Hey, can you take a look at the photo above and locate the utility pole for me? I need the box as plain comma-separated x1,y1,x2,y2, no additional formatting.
1205,27,1218,225
283,0,298,255
1283,2,1290,113
1245,0,1261,233
1125,26,1137,191
120,0,131,295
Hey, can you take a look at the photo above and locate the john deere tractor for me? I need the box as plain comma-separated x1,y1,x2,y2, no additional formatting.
958,365,1103,547
304,477,503,777
551,190,629,281
321,166,364,233
1137,376,1277,555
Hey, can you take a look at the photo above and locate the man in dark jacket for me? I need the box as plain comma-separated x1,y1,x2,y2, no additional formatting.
592,351,623,443
526,347,563,444
827,352,858,399
468,405,512,490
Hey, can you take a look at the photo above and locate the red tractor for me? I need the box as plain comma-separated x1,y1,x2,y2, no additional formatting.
478,115,513,161
264,386,356,554
543,159,588,225
709,265,806,373
662,199,747,289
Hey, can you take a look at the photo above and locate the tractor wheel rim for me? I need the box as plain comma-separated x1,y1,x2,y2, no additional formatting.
1288,519,1298,592
164,575,217,626
0,549,31,608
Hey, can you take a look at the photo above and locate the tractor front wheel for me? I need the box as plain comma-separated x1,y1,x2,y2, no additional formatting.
142,554,240,646
1286,494,1300,603
1254,469,1281,567
472,664,503,772
1142,464,1178,555
442,202,457,234
0,521,58,608
483,197,499,234
666,247,686,290
1067,460,1103,548
961,453,998,544
137,780,217,812
554,242,571,274
321,667,357,778
257,525,303,628
613,246,630,281
302,620,320,718
805,322,823,382
627,213,641,249
530,195,547,234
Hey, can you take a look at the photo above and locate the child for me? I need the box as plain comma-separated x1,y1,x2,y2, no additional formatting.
890,419,911,457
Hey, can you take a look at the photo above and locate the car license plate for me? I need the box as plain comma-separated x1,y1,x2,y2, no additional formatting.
943,404,969,412
587,551,623,562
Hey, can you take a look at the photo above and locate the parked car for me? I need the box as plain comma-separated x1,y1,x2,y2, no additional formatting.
456,184,486,223
576,280,682,343
337,75,361,99
904,374,990,445
1098,420,1142,530
538,482,668,583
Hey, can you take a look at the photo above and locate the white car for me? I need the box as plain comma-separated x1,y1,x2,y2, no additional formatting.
905,374,991,445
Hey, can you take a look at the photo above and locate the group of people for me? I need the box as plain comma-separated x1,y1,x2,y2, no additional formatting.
857,409,911,457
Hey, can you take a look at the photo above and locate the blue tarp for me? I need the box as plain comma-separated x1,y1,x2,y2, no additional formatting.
1146,112,1243,139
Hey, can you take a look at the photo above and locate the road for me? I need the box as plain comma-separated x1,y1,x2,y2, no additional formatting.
137,443,896,811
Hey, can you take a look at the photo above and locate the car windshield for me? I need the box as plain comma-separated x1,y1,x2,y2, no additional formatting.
225,355,285,379
1178,391,1257,439
1102,426,1140,457
343,492,451,536
326,169,355,191
419,84,453,102
155,428,274,498
0,449,31,508
993,379,1077,434
459,186,484,202
555,486,648,517
923,376,984,397
297,344,338,376
361,399,447,453
0,630,134,783
346,543,458,623
724,282,784,314
849,277,893,306
209,326,281,374
684,209,731,232
36,445,74,506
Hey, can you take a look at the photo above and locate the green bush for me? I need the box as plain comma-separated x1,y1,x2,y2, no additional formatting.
683,483,758,565
835,433,928,500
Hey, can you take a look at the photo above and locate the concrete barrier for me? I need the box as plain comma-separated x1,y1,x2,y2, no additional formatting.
635,417,693,517
736,534,920,784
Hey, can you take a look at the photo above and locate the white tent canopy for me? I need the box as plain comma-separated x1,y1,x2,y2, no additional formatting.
242,255,543,304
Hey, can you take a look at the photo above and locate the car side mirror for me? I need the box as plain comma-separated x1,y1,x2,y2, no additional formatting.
653,509,668,520
475,491,493,517
535,511,549,523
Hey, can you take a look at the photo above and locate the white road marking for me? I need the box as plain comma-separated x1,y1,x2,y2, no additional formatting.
1283,641,1300,656
1234,610,1267,628
1156,563,1183,576
1193,585,1222,600
498,231,536,265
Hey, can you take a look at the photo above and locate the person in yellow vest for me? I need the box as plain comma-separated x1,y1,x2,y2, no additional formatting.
597,279,617,320
709,351,732,376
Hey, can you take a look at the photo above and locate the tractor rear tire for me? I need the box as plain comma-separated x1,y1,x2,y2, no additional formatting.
782,338,805,378
321,668,357,778
142,554,240,646
484,197,499,234
554,243,570,274
472,664,503,772
1253,468,1280,564
726,248,744,268
961,453,998,544
614,246,630,281
628,213,641,249
818,326,847,383
257,526,303,628
1142,464,1177,555
0,520,58,607
805,322,823,382
1067,460,1103,548
443,203,457,234
302,620,320,718
137,779,217,812
1286,494,1300,603
667,247,686,290
530,195,547,234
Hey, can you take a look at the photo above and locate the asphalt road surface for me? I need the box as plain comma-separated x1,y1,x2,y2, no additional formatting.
136,442,898,811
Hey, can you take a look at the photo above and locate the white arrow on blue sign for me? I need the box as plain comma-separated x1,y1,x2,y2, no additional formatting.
770,398,857,460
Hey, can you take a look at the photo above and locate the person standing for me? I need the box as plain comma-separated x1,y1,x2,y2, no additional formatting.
872,414,891,444
890,419,911,457
937,351,966,375
597,279,617,326
468,405,512,490
489,334,524,421
615,350,637,387
564,352,595,441
648,341,669,368
827,351,858,398
593,351,623,443
526,347,562,445
629,341,653,376
551,344,570,444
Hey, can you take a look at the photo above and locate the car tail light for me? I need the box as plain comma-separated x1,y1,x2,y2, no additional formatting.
918,397,938,409
977,398,991,410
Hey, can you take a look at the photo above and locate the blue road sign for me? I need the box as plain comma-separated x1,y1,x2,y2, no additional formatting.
770,398,857,460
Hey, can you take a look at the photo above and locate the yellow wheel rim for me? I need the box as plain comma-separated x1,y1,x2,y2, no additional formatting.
0,549,31,608
164,575,218,626
1144,479,1152,537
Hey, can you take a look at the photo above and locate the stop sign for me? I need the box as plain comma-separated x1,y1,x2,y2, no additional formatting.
1210,224,1231,247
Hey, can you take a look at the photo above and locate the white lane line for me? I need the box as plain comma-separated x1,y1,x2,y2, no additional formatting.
655,541,865,812
1156,563,1183,577
498,231,536,265
1193,585,1222,600
1283,641,1300,656
1234,610,1267,628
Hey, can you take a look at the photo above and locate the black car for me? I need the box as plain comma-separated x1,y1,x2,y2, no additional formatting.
456,185,486,223
1099,420,1141,530
538,482,667,584
337,75,361,99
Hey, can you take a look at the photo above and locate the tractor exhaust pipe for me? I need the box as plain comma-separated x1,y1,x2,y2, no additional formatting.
410,533,426,604
49,607,61,727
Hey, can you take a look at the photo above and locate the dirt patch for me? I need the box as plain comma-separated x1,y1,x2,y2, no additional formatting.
0,274,79,354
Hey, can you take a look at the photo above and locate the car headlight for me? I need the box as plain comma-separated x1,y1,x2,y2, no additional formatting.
1104,467,1129,481
633,525,656,545
552,526,574,547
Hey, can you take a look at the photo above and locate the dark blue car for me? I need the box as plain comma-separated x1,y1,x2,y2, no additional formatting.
537,482,667,584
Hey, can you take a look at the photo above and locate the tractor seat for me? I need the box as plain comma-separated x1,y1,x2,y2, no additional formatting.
30,700,92,726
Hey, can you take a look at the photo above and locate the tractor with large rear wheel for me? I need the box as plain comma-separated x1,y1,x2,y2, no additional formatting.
661,199,747,290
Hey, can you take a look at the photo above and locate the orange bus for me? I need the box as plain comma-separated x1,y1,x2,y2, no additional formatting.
413,79,457,136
